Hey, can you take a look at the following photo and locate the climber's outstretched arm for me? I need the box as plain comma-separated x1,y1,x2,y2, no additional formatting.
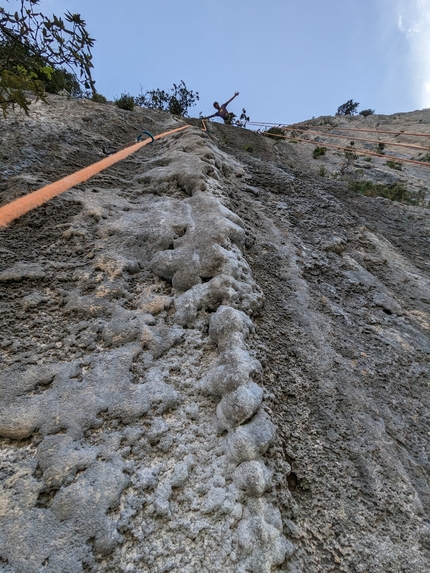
224,91,239,106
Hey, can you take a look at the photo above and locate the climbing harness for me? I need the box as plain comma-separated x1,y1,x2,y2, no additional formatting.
0,125,191,228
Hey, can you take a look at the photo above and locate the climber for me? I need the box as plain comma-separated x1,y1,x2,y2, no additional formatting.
204,92,239,125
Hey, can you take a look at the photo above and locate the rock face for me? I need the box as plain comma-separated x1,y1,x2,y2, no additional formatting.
0,96,429,572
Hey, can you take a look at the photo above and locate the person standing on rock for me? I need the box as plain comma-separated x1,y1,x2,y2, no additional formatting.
204,92,239,124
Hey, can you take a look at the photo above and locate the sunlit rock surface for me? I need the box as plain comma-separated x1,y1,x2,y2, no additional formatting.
0,96,429,572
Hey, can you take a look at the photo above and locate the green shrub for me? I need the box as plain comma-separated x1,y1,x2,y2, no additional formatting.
265,127,284,140
135,80,199,117
359,109,375,117
319,166,327,177
313,146,327,159
386,160,402,171
91,92,107,104
114,92,135,111
418,152,430,163
43,67,82,96
349,180,424,206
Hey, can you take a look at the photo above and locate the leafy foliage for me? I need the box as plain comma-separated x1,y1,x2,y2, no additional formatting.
313,146,326,159
336,99,360,116
91,92,107,104
0,0,95,116
359,108,375,117
233,108,250,128
43,67,82,96
265,127,284,140
386,160,402,171
114,92,135,111
349,180,425,206
135,80,199,117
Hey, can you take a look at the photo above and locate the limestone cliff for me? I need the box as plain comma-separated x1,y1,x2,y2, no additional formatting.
0,96,429,573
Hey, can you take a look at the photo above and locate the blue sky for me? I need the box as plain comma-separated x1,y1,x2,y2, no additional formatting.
35,0,430,124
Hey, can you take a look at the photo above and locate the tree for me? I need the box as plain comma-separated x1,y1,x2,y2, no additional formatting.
340,145,358,175
0,0,95,116
135,80,199,117
336,99,359,116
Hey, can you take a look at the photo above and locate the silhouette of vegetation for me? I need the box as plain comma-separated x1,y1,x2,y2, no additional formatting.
265,127,284,140
114,92,135,111
233,108,250,128
91,92,107,104
135,80,199,117
359,109,375,117
336,99,360,116
0,0,95,116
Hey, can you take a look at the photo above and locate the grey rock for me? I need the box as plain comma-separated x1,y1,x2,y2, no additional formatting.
201,486,226,514
1,96,429,573
147,417,170,444
233,461,273,497
373,291,403,315
0,262,46,282
227,411,276,464
217,382,263,430
171,462,189,488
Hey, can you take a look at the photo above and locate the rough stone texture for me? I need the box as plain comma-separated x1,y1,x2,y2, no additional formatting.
286,111,430,202
0,96,429,572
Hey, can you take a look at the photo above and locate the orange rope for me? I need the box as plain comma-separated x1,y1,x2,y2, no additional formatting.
262,132,430,167
249,121,430,138
0,125,191,228
273,126,430,152
291,125,430,138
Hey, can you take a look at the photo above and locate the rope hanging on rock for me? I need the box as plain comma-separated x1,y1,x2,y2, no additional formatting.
0,125,191,229
260,131,430,168
260,126,430,152
248,121,430,138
